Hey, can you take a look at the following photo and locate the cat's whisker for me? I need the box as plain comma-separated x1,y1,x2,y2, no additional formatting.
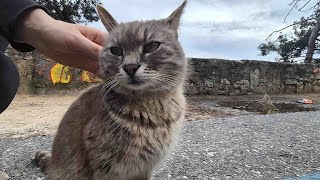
100,80,117,96
103,78,117,87
156,76,179,82
103,82,118,96
106,82,119,94
154,77,180,85
101,77,115,86
151,78,179,89
158,75,181,80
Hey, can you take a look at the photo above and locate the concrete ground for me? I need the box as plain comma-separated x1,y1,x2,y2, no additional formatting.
1,111,320,179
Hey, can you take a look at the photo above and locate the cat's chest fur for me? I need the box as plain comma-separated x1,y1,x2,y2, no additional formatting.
83,87,185,174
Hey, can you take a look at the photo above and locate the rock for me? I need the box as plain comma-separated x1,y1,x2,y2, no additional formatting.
204,79,214,88
229,89,241,96
285,79,298,85
250,68,261,89
298,78,309,82
309,75,316,80
234,81,240,88
297,82,304,93
286,85,296,93
311,80,320,86
239,80,250,90
218,84,230,95
220,78,230,85
304,83,314,93
286,67,294,72
313,68,320,73
234,80,250,94
185,83,199,95
0,171,9,180
314,85,320,93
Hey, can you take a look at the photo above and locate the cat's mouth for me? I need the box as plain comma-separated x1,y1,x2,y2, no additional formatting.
128,78,143,85
126,76,145,86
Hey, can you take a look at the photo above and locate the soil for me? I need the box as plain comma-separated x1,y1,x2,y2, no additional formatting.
1,93,320,138
0,95,75,138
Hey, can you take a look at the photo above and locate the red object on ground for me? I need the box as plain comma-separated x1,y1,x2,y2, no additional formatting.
296,99,313,104
303,99,313,104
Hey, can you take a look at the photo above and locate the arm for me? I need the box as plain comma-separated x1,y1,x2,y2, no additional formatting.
15,9,106,74
0,0,107,75
0,0,46,52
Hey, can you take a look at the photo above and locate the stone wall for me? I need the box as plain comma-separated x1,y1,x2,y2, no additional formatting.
6,47,97,95
7,46,320,95
186,58,320,95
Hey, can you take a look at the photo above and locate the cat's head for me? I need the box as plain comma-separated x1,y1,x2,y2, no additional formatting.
97,1,187,94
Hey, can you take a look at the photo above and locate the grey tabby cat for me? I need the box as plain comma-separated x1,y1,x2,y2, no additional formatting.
35,1,188,179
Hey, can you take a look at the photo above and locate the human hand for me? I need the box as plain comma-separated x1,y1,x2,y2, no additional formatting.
15,9,106,75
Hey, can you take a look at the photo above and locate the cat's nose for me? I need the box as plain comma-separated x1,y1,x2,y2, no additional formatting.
123,64,141,77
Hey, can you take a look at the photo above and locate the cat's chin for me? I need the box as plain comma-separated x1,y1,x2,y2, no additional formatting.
114,84,177,96
117,82,150,92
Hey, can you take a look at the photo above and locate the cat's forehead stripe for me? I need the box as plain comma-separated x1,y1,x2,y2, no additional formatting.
108,21,169,48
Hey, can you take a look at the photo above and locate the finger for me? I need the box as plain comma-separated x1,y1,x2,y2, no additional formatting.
77,25,107,46
77,34,103,60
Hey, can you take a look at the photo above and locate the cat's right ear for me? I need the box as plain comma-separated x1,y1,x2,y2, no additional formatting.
97,4,118,32
164,0,187,31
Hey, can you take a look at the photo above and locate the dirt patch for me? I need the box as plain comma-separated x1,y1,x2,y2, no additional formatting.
0,94,236,138
0,95,77,138
1,93,320,138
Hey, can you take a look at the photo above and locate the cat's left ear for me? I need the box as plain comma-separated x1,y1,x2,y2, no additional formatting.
164,0,187,30
97,4,118,33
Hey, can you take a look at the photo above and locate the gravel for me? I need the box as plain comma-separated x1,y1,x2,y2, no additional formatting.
1,111,320,179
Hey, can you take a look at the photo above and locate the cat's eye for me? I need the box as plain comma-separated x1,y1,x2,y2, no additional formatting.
143,42,160,53
110,47,123,56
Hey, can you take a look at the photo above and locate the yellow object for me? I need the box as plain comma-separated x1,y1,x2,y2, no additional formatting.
50,64,71,85
81,71,102,83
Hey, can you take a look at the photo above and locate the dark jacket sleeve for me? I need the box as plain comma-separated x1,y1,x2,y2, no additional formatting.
0,0,45,52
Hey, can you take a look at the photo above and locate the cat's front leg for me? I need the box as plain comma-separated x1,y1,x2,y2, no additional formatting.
92,169,152,180
92,170,119,180
129,174,152,180
121,169,153,180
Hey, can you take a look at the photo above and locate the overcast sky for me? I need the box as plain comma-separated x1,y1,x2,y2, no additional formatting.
88,0,313,61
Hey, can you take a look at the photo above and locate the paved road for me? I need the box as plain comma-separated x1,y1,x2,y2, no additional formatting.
1,112,320,180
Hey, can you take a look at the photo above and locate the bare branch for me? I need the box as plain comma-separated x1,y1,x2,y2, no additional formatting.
266,17,314,41
298,0,313,11
284,0,299,23
266,22,300,40
302,1,320,12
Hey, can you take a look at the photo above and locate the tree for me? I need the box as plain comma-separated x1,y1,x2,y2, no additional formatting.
258,0,320,63
34,0,101,24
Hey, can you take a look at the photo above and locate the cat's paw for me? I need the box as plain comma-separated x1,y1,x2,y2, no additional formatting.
35,150,51,174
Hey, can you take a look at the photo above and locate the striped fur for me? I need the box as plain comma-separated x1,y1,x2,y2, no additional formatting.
35,1,188,179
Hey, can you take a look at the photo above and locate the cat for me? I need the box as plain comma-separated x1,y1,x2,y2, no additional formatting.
35,1,188,179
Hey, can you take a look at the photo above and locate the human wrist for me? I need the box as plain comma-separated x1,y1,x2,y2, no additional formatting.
15,8,54,47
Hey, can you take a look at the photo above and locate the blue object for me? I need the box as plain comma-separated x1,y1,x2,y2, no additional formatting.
286,172,320,180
